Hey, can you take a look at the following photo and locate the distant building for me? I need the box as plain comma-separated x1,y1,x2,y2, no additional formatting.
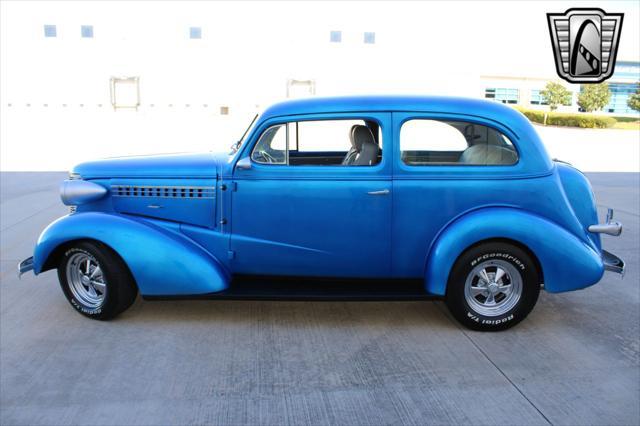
603,61,640,114
480,61,640,115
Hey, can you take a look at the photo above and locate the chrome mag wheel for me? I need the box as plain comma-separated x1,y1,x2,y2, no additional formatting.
463,259,522,317
66,252,107,309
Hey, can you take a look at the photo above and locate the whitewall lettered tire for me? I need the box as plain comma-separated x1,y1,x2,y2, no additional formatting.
445,242,540,331
57,241,137,320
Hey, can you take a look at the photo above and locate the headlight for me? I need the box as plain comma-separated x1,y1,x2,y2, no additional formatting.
60,180,107,206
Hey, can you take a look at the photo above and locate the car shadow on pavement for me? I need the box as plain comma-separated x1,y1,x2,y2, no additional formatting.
116,296,460,331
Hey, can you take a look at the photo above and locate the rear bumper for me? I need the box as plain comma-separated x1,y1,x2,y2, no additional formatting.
17,256,34,278
602,249,625,276
588,208,622,236
589,222,622,236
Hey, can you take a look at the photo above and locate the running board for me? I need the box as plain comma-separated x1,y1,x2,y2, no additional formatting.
143,277,439,301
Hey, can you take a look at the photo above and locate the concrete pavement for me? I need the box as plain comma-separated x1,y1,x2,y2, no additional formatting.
1,172,638,426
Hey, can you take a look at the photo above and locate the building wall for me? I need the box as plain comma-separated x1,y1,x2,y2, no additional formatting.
480,62,640,115
1,1,639,170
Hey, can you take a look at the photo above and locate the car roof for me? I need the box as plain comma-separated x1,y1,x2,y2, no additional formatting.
261,95,525,126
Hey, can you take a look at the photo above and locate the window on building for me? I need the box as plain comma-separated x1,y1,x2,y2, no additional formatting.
364,32,375,44
81,25,94,38
189,27,202,39
43,25,57,38
286,79,316,98
485,88,519,104
400,119,518,166
330,30,342,43
251,119,382,166
604,83,640,114
530,90,549,106
110,76,141,111
611,62,640,80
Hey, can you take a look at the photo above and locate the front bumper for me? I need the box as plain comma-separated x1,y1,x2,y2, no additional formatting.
18,256,34,278
602,249,625,276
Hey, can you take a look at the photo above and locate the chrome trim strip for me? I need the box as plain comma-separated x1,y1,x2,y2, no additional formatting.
602,249,625,277
18,256,34,279
112,185,215,190
111,185,215,199
367,189,390,195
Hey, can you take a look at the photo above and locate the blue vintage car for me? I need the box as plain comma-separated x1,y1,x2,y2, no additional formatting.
19,96,624,330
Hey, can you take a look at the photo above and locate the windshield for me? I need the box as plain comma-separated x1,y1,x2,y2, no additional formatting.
230,113,259,155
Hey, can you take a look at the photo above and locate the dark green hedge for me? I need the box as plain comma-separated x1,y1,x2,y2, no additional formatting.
514,107,617,129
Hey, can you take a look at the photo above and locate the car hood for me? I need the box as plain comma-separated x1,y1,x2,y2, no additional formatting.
72,152,230,179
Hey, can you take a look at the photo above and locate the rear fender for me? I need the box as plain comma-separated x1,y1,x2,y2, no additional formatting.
34,212,229,296
425,207,604,295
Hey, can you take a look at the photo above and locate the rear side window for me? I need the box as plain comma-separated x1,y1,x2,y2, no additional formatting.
400,119,518,166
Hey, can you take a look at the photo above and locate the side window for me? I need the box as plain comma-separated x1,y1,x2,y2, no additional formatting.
251,124,287,164
251,119,382,166
296,120,363,153
400,119,518,166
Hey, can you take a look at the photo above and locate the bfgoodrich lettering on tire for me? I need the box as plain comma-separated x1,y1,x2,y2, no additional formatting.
445,242,540,331
58,241,137,320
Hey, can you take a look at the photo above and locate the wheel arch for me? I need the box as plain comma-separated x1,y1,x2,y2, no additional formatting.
424,207,604,295
447,237,544,295
33,212,230,296
41,238,140,291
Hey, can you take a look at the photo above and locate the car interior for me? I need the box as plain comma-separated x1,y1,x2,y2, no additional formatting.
251,120,382,166
251,119,517,167
401,121,518,165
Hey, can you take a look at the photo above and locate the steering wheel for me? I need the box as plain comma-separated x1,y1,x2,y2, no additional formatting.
259,150,277,163
464,124,480,142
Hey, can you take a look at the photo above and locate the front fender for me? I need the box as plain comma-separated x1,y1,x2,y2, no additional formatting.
34,212,230,296
425,207,604,295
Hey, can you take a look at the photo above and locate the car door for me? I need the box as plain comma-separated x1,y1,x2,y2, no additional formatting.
230,112,392,278
391,111,522,279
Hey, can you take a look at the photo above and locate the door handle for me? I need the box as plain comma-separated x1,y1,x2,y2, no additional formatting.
367,189,390,196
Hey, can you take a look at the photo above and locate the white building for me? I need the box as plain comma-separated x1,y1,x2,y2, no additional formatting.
1,1,639,170
481,61,640,115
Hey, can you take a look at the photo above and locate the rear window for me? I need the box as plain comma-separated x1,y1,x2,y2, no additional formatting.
400,119,518,166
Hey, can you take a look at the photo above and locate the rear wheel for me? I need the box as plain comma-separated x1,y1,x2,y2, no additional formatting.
445,242,540,331
58,241,137,320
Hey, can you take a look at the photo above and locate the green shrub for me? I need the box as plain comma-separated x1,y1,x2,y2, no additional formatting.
513,106,617,129
514,107,546,124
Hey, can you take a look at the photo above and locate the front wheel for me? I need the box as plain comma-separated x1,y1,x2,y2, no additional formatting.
445,242,540,331
58,241,137,320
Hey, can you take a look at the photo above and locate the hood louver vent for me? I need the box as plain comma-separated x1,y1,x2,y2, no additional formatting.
111,185,215,199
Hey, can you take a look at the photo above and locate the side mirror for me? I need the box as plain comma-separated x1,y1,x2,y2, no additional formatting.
236,157,252,170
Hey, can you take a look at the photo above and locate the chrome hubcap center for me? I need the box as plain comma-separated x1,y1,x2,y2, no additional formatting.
66,252,107,309
464,259,523,317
